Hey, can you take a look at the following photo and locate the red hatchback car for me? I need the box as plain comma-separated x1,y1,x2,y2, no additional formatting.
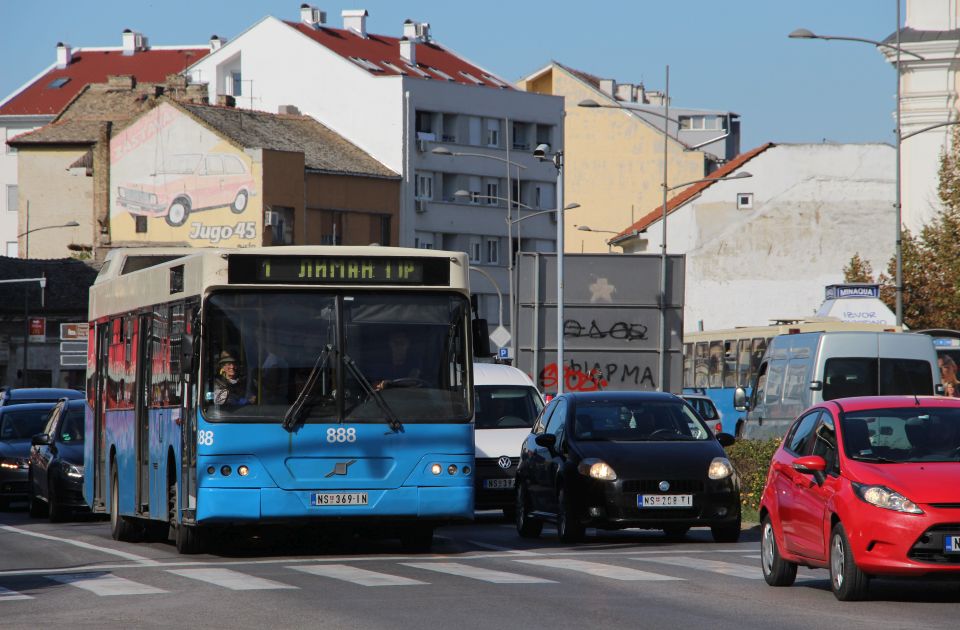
759,396,960,601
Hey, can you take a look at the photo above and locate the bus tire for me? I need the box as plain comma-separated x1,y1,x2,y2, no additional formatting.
110,466,141,542
169,478,205,554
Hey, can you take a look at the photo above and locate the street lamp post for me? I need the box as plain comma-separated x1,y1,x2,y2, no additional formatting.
433,146,526,353
18,220,80,258
789,3,923,328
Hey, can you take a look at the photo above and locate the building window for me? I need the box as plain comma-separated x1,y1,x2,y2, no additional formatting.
5,129,18,155
378,215,391,245
5,241,17,257
485,182,498,205
135,216,147,233
271,206,295,245
485,119,500,148
6,185,17,212
231,71,242,96
679,115,725,131
469,236,482,264
534,185,542,209
486,238,500,264
737,192,754,210
415,234,434,249
416,173,434,200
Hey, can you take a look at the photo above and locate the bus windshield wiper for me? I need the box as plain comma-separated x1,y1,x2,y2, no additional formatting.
342,352,404,433
282,344,333,432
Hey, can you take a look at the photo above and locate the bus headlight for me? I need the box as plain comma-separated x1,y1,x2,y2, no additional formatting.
431,463,442,475
237,465,250,477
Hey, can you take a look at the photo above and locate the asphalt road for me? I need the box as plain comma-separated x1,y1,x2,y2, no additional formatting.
1,504,958,630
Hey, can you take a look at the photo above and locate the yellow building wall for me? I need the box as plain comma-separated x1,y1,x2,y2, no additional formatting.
522,67,705,253
16,147,90,259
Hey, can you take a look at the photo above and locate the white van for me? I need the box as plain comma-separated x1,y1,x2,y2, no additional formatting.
473,363,544,516
735,331,942,439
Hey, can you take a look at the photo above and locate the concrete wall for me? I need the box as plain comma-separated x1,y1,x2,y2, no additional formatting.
1,118,48,256
625,143,896,332
16,146,89,258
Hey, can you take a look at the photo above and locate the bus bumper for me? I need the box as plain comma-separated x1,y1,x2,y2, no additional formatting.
196,486,473,523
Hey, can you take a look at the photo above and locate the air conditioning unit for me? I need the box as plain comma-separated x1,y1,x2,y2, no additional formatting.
415,199,428,213
264,210,280,226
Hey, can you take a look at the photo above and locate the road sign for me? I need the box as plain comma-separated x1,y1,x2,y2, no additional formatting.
60,322,89,341
499,347,510,359
489,325,511,348
28,317,46,343
60,354,87,367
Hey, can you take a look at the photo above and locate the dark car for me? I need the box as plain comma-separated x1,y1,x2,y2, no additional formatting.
0,388,84,407
0,402,59,509
515,391,741,543
28,398,89,521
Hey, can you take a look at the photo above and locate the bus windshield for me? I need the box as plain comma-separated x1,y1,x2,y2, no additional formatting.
201,291,471,423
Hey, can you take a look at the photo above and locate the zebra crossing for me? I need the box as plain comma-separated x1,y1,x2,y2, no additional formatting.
0,552,769,601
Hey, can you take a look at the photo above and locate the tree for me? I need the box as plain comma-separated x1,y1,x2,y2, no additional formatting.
844,127,960,330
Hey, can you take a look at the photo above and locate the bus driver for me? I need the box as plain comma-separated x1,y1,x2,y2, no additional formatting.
214,351,256,407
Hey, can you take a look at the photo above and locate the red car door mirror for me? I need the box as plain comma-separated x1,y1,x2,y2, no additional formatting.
792,455,826,474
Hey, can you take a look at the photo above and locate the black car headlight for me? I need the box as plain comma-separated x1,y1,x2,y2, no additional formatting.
707,457,734,480
1,457,28,471
578,458,617,481
62,462,84,479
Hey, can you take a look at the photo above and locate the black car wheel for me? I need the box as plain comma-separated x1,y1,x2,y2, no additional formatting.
830,522,870,601
557,489,584,543
711,515,742,543
47,477,67,522
760,515,797,587
515,482,542,538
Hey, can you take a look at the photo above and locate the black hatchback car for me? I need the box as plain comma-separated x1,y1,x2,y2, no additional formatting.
28,398,88,521
515,391,741,543
0,402,58,509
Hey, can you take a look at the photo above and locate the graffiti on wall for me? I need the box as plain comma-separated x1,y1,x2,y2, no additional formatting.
538,360,657,392
564,318,648,341
110,102,261,247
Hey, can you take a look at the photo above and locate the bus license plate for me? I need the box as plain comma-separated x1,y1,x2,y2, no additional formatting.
483,478,515,489
945,535,960,553
312,492,368,506
638,494,692,508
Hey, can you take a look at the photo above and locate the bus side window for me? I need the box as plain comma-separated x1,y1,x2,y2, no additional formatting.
736,338,751,387
683,343,693,389
708,340,723,388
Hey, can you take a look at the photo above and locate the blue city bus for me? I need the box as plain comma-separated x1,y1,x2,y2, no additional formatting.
682,319,900,436
84,246,485,553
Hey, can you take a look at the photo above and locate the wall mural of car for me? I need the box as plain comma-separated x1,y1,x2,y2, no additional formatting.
117,153,255,227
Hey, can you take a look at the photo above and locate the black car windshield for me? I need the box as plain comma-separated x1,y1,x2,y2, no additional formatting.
202,291,471,423
574,399,711,441
475,386,544,429
842,407,960,463
0,408,53,440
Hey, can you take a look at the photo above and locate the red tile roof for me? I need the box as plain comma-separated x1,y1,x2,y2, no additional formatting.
286,22,512,89
614,143,776,239
0,48,209,117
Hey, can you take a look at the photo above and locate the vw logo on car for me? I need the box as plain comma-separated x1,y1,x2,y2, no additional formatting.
498,456,512,469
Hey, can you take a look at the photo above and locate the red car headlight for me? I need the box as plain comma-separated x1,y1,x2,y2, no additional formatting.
853,482,923,514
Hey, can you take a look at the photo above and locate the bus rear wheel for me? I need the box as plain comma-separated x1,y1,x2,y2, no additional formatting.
110,466,141,542
169,478,206,554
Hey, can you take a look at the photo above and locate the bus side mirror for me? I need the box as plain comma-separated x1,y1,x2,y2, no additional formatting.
472,318,493,358
733,387,749,412
181,333,195,373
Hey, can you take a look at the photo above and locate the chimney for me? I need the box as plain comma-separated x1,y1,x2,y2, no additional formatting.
615,83,635,103
217,94,236,108
399,36,416,65
637,82,648,104
402,19,430,42
278,105,301,115
300,4,326,28
56,42,73,69
599,78,616,98
342,9,368,37
107,75,136,90
122,29,145,55
209,34,225,51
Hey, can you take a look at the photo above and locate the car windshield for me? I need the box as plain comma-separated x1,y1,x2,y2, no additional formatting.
0,408,53,440
59,408,85,442
686,397,719,420
841,407,960,462
202,290,471,423
573,399,712,441
475,386,544,429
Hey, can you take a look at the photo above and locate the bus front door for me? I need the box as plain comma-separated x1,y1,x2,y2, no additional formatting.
93,322,111,511
135,313,152,514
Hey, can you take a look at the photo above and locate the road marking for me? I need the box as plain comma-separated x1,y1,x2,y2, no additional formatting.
402,562,555,584
634,556,763,579
467,540,539,555
291,564,426,586
0,525,157,564
514,559,682,581
47,573,166,596
166,568,297,590
743,554,761,559
0,586,32,601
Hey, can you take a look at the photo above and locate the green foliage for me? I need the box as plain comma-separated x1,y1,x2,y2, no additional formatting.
726,437,781,516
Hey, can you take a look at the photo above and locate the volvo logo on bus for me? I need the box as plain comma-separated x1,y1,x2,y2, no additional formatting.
325,459,357,478
498,456,512,469
659,480,671,492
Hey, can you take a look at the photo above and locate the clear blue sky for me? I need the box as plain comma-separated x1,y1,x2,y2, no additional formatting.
1,0,902,151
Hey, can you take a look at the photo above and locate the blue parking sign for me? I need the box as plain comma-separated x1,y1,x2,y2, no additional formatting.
499,347,509,359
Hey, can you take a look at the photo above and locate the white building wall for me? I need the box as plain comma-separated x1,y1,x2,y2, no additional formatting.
626,144,896,332
0,118,48,256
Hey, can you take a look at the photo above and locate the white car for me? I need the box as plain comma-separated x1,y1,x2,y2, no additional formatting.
473,363,544,517
681,393,723,434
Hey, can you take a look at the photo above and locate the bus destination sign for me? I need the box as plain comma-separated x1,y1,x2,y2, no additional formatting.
228,255,450,286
